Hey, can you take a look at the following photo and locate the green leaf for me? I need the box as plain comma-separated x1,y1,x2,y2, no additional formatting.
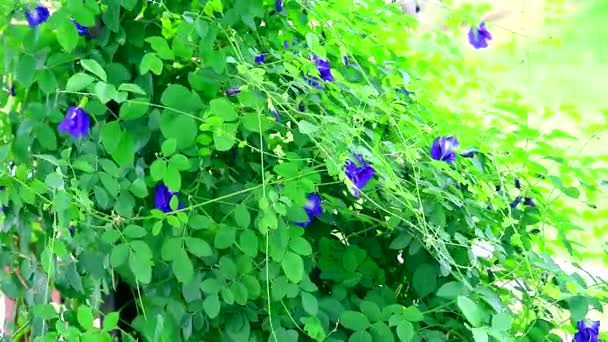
349,331,373,342
214,225,236,249
213,124,237,151
37,70,57,93
161,238,181,261
567,296,589,321
185,237,213,257
160,112,198,149
289,237,312,256
33,304,58,320
118,83,147,95
102,121,122,153
210,98,238,121
491,313,512,331
56,20,79,53
119,99,149,120
102,312,120,330
169,154,191,171
162,139,177,156
472,328,489,342
412,263,437,298
129,178,149,198
303,316,327,341
111,132,135,167
240,113,275,133
436,281,466,299
16,55,36,86
140,53,163,75
203,294,221,319
129,248,152,284
369,322,394,342
77,306,95,330
201,278,222,294
94,82,120,104
301,292,319,316
400,306,424,323
239,230,258,257
110,244,129,267
123,225,147,239
81,59,108,82
66,73,96,92
173,247,194,283
340,311,370,331
150,160,167,181
36,124,57,151
121,0,138,10
457,296,485,327
298,120,319,135
396,321,414,342
99,172,120,198
234,205,251,228
145,36,175,60
359,301,382,323
281,251,304,283
161,84,203,113
164,165,181,192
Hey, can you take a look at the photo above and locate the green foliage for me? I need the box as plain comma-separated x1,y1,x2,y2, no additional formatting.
0,0,606,341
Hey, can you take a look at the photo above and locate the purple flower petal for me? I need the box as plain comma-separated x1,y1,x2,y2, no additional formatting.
225,87,241,97
255,53,265,65
275,0,284,12
58,106,91,139
574,320,600,342
72,20,89,36
468,22,492,49
25,6,50,27
510,196,522,209
430,136,459,163
155,184,183,213
296,193,323,227
344,154,375,198
313,56,334,82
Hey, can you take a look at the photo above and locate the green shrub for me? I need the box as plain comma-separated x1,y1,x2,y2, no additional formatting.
0,0,606,341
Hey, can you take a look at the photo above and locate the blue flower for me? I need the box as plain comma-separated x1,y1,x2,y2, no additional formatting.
313,56,334,82
275,0,284,12
58,106,91,139
523,197,536,207
72,20,89,36
270,108,281,122
255,53,265,65
430,136,459,163
514,178,521,189
344,154,376,198
283,40,289,49
510,196,522,209
468,22,492,49
296,193,323,227
7,85,15,97
25,6,50,27
342,55,350,67
154,184,184,213
398,86,413,97
305,76,323,89
225,87,241,97
574,320,600,342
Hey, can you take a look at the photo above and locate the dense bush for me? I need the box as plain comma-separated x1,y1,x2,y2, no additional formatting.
0,0,606,341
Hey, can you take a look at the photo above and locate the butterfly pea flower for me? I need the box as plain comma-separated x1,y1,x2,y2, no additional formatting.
296,193,323,227
275,0,284,12
430,136,459,163
58,106,91,139
313,56,334,82
255,53,265,65
283,40,289,49
514,179,521,189
344,154,376,198
468,22,492,49
305,76,323,89
342,56,350,67
523,197,536,207
574,320,600,342
225,87,241,97
154,184,184,213
72,20,89,36
510,196,522,209
25,5,50,27
7,85,15,97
